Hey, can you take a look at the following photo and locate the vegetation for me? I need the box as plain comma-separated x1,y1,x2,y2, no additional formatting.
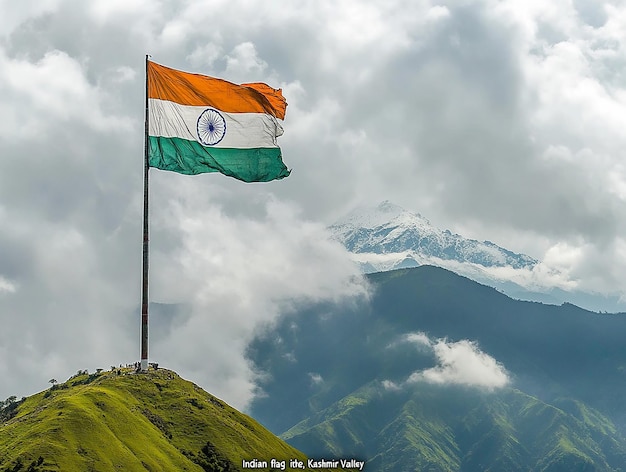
281,383,626,471
248,265,626,471
0,396,22,424
0,368,322,471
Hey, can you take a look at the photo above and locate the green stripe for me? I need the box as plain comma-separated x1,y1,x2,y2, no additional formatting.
148,136,290,183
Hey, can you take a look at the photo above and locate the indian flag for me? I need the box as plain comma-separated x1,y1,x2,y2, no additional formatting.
147,61,290,183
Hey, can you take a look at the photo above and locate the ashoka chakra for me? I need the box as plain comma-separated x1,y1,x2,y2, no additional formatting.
197,108,226,146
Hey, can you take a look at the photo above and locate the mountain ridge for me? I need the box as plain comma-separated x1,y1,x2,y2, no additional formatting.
329,201,538,270
329,201,626,313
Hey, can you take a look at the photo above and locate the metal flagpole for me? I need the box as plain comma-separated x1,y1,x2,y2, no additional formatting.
141,54,150,372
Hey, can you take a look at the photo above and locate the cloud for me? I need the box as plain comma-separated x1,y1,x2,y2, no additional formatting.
0,1,62,35
415,339,510,390
0,50,132,139
403,332,431,347
0,276,17,294
187,42,223,69
385,332,510,391
381,379,402,392
224,42,268,80
89,0,154,24
147,191,368,408
308,372,324,386
0,0,625,409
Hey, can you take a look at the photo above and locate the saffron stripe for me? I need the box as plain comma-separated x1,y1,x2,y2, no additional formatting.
148,61,286,119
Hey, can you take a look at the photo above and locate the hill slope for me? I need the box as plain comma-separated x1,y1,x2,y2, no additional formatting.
0,368,314,472
281,383,626,471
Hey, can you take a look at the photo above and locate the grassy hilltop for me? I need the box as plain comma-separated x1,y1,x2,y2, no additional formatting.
0,367,316,472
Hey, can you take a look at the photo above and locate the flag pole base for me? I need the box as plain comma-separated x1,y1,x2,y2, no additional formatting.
141,359,148,371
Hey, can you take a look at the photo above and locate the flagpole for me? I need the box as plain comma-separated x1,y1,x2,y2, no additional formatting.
141,54,150,372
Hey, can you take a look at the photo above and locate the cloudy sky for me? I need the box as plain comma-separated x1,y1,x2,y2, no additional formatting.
1,0,625,409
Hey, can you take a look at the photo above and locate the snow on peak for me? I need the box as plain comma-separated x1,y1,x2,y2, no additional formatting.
328,202,626,313
329,201,538,270
377,200,404,215
334,201,429,230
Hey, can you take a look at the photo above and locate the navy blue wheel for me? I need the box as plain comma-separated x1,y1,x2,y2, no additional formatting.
197,108,226,146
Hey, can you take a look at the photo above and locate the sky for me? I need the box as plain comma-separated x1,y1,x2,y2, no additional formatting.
1,0,626,409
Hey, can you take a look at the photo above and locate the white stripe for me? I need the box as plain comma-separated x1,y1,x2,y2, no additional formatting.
148,98,283,149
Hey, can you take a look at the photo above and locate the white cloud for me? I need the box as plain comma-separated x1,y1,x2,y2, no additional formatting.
0,276,17,294
414,339,510,390
425,5,450,22
308,372,324,385
224,42,268,81
148,191,368,408
112,66,137,83
381,379,402,391
403,332,432,347
387,333,510,391
0,50,132,138
282,352,297,363
89,0,154,24
0,1,62,35
187,43,223,68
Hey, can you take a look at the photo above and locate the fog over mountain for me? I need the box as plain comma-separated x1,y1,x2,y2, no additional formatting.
330,201,626,313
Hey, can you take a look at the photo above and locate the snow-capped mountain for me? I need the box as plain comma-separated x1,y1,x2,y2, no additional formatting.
329,201,626,313
330,201,537,272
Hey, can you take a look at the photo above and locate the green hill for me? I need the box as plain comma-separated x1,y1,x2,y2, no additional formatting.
0,368,318,472
281,383,626,471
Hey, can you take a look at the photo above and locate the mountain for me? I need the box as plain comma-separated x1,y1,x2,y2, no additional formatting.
329,201,626,313
247,266,626,470
283,384,626,471
329,201,537,270
0,368,320,472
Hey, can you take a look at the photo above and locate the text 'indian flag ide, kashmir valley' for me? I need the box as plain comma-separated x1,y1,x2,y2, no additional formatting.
147,61,290,183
